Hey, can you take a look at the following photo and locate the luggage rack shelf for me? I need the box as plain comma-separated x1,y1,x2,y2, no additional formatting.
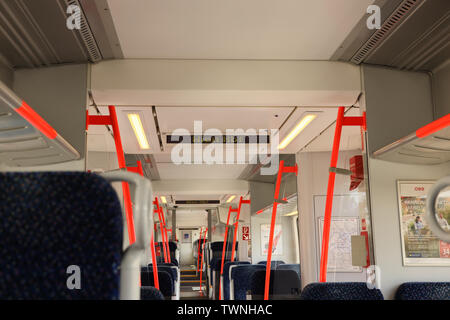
372,114,450,165
0,81,80,167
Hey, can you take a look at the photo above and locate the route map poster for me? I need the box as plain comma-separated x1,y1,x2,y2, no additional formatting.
261,224,283,255
397,181,450,266
318,217,361,272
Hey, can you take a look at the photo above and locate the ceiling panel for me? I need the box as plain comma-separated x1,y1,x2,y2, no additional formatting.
156,106,293,133
157,163,247,180
108,0,373,60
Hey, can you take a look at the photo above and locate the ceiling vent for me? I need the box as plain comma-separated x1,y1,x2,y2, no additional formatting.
351,0,423,64
63,0,102,62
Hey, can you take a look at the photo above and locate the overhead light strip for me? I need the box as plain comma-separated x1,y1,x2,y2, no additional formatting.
127,113,150,150
278,114,317,150
226,195,236,203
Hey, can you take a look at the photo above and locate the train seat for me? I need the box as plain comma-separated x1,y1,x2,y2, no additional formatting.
221,261,251,300
146,264,180,299
300,282,384,300
0,172,127,300
141,270,174,299
140,286,164,300
395,282,450,300
250,270,301,300
230,264,266,300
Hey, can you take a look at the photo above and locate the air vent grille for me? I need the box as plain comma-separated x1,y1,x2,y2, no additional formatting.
64,0,102,62
351,0,422,64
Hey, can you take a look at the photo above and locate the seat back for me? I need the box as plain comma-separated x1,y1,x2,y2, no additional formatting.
300,282,384,300
278,264,301,279
0,172,123,300
231,264,266,300
257,260,285,268
223,261,250,300
250,270,301,299
141,270,174,298
145,265,177,282
140,286,164,300
395,282,450,300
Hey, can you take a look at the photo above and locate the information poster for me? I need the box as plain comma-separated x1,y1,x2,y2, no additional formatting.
261,224,283,255
397,181,450,266
318,217,361,272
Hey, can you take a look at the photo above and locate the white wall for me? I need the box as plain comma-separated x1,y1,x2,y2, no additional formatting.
367,159,450,299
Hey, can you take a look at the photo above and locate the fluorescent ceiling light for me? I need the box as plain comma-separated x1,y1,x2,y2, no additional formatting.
278,114,317,150
284,210,298,217
226,195,236,203
161,196,167,204
127,113,150,149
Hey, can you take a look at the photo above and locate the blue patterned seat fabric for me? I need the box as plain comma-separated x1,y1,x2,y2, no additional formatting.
141,270,174,298
231,264,266,300
223,261,250,300
300,282,384,300
395,282,450,300
0,172,123,300
140,286,165,300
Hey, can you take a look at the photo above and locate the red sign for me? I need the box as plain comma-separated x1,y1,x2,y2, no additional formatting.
242,226,250,240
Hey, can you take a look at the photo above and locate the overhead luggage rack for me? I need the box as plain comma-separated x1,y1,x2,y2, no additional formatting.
372,114,450,165
0,81,80,167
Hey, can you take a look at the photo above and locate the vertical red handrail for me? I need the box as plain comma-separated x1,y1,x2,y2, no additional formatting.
109,105,136,244
319,107,345,282
263,161,298,300
230,197,250,262
264,160,284,300
218,206,233,300
199,228,208,294
154,198,168,263
160,206,171,263
196,227,203,272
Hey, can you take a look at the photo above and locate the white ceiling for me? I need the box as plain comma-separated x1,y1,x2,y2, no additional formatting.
107,0,374,60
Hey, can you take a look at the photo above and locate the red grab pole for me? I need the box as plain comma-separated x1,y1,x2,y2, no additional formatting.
319,106,360,282
154,198,168,263
264,160,298,300
230,197,250,262
218,206,234,300
160,206,171,263
199,228,208,294
196,227,203,272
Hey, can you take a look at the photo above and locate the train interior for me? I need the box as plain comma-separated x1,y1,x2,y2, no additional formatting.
0,0,449,302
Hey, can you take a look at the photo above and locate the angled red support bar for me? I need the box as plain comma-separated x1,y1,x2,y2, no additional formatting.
230,197,251,262
86,106,136,244
16,101,57,139
319,107,366,282
196,227,204,272
264,160,298,300
199,227,208,295
218,206,233,300
416,113,450,138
